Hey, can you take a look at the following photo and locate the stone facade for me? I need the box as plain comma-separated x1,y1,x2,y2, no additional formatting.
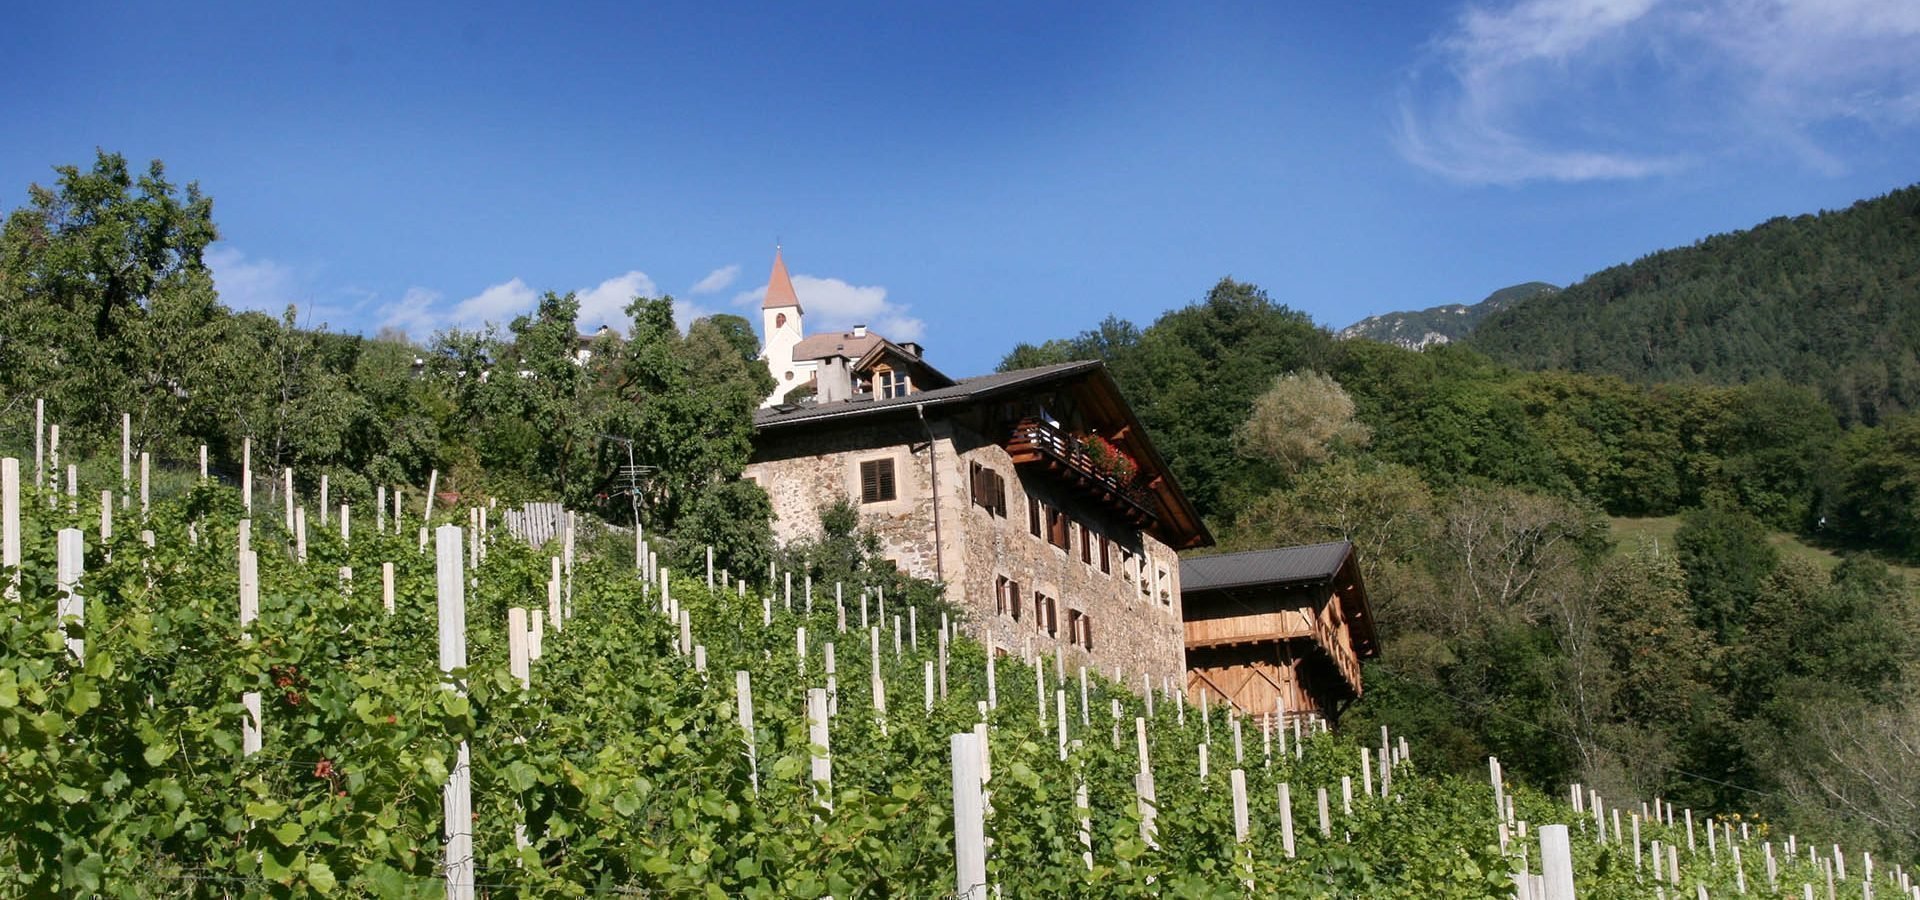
747,415,1188,687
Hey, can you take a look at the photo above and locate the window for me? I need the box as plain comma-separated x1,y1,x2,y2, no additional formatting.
1009,580,1022,622
1067,609,1094,651
1099,535,1111,574
875,366,910,399
1046,506,1069,550
970,462,1007,517
1035,593,1058,636
995,576,1010,617
1139,555,1151,597
775,313,787,328
1028,496,1041,537
1157,566,1172,606
1080,524,1093,565
859,459,896,503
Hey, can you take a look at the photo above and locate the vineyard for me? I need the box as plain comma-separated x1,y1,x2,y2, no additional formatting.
0,445,1914,898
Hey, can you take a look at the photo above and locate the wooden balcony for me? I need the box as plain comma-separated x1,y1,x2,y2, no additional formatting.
1005,417,1157,526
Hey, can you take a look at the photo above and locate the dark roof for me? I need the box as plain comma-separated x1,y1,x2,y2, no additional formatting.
1181,542,1355,593
755,359,1101,429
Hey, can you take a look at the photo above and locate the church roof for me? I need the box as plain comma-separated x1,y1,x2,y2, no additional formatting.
762,249,802,312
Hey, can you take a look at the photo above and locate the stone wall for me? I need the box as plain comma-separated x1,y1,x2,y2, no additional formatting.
746,411,1186,688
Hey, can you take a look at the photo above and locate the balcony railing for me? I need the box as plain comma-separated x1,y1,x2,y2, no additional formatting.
1005,418,1158,525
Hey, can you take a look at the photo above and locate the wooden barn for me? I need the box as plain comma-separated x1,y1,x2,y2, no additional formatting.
1181,541,1379,726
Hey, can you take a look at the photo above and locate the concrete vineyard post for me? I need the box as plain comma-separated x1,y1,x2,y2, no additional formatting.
1231,768,1249,842
1539,824,1575,900
33,401,43,496
319,474,329,526
952,731,987,899
808,687,832,810
383,563,395,614
736,671,759,795
985,651,997,709
57,528,84,661
1318,786,1331,837
378,486,386,535
1278,782,1296,858
2,458,18,600
423,469,437,520
508,608,530,688
435,525,474,899
139,452,149,519
240,549,261,755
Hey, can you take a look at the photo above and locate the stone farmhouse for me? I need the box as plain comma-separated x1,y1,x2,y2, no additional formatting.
743,250,1376,719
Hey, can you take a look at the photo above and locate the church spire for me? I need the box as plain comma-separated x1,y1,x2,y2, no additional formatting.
762,246,802,313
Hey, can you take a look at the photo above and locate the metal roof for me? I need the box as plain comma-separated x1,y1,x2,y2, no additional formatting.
754,359,1102,429
1180,541,1355,593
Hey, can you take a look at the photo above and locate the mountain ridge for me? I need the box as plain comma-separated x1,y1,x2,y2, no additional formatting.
1338,281,1559,349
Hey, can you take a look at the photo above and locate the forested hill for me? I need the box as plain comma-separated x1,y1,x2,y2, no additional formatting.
1337,281,1557,349
1469,184,1920,425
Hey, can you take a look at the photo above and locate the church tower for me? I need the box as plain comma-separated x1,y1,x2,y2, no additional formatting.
759,247,806,406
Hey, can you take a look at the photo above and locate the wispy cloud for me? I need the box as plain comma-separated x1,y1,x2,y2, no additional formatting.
733,273,925,343
689,264,740,295
1398,0,1920,184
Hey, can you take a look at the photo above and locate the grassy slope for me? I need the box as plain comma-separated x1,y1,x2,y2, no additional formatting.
1608,516,1920,591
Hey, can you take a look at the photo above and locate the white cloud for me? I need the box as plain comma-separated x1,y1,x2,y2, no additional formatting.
689,264,740,295
1398,0,1920,184
575,270,659,333
731,273,925,343
206,245,298,313
379,287,446,338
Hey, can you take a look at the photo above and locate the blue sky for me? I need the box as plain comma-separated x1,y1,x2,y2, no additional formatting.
4,0,1916,377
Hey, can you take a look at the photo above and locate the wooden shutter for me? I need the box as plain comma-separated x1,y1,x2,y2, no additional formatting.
861,459,895,503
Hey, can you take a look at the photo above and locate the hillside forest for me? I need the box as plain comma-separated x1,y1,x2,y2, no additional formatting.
5,152,1918,861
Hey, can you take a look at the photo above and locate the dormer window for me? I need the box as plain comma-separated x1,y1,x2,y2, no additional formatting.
875,366,911,399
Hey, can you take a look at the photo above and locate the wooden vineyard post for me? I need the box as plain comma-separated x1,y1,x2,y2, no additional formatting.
1539,824,1574,900
435,525,475,899
57,529,84,661
736,671,759,795
240,549,261,756
952,731,988,899
808,687,832,811
3,458,18,600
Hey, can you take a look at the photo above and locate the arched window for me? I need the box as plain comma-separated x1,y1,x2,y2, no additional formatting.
775,313,787,328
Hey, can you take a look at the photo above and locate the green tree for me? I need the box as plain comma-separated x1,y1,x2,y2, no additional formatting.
1673,505,1778,643
1234,371,1371,476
